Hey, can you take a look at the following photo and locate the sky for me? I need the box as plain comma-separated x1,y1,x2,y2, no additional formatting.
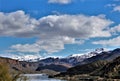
0,0,120,59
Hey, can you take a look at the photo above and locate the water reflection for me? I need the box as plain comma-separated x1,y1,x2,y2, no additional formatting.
21,74,66,81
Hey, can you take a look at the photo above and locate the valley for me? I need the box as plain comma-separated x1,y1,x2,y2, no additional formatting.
0,48,120,80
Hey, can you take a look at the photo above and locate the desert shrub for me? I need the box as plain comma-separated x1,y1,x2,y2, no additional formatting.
0,63,27,81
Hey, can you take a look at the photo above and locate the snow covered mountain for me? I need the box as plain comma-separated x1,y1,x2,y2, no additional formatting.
66,48,106,65
9,48,107,65
69,48,105,58
12,55,42,62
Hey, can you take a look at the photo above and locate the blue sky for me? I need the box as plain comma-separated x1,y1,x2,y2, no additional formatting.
0,0,120,59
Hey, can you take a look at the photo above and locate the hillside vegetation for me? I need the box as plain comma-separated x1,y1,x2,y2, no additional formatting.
53,56,120,80
0,63,27,81
91,56,120,79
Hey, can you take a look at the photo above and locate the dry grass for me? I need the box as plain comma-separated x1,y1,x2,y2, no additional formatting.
0,63,27,81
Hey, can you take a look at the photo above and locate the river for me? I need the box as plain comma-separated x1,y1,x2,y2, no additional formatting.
19,74,66,81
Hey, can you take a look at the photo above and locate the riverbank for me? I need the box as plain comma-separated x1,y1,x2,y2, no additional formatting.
52,74,120,81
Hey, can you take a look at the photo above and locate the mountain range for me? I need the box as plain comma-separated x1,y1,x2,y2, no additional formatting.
53,48,120,80
0,48,120,78
12,48,105,63
81,48,120,64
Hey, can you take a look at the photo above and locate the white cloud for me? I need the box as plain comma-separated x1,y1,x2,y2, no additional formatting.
113,6,120,12
106,0,120,13
10,36,83,54
37,14,112,39
93,36,120,46
0,11,113,39
110,24,120,34
0,10,39,37
0,10,114,54
94,24,120,47
48,0,72,4
11,44,41,53
106,4,116,7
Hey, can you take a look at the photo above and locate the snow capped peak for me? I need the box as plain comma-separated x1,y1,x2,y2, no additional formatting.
12,55,42,62
66,48,107,64
3,48,108,62
69,48,106,58
68,53,84,57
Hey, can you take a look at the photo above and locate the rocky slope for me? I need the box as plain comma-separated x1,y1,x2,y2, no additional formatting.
0,57,70,73
53,49,120,80
1,48,120,75
91,56,120,79
0,57,39,73
54,60,108,77
80,48,120,64
38,48,105,66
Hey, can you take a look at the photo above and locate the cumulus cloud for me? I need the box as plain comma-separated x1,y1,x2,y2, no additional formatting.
94,24,120,47
113,6,120,12
0,11,113,38
110,24,120,33
106,0,120,12
106,4,116,7
0,10,39,37
0,10,114,54
93,36,120,46
10,36,83,54
36,14,112,39
48,0,72,4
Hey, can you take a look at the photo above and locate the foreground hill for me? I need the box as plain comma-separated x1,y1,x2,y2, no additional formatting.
0,57,39,73
0,48,120,77
91,56,120,79
53,56,120,80
0,57,70,75
54,60,108,77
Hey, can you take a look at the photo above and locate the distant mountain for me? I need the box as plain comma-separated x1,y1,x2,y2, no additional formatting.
69,48,104,57
65,48,105,65
39,48,120,66
5,48,107,67
36,64,69,72
12,55,42,62
81,48,120,64
36,57,72,72
1,48,120,74
35,48,113,74
10,48,105,64
38,57,72,66
1,48,120,80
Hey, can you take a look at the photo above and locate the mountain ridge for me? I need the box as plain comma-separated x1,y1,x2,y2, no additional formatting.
0,48,120,75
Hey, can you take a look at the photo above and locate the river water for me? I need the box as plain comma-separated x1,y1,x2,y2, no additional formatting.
20,74,66,81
